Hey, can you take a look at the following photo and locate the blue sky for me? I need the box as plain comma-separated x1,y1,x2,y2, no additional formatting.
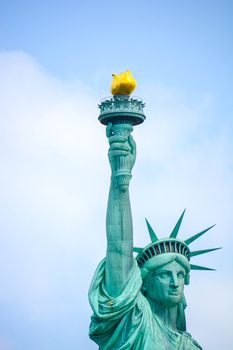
0,1,232,349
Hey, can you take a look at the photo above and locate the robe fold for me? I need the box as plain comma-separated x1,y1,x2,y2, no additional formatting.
89,259,202,350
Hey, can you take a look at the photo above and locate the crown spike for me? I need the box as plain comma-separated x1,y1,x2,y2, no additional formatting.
169,209,186,238
190,247,222,257
184,224,216,245
145,218,158,242
133,247,143,253
190,264,215,271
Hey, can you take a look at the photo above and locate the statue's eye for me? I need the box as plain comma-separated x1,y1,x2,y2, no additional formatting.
177,272,185,279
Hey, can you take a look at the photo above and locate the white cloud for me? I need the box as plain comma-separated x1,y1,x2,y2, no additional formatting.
0,51,232,349
0,336,15,350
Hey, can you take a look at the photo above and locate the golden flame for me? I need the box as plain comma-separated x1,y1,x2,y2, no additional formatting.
111,70,137,95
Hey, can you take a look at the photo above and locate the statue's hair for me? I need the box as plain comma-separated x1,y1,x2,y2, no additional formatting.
140,253,190,285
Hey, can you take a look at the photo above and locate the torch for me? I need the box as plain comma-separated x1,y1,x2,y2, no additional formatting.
98,70,146,192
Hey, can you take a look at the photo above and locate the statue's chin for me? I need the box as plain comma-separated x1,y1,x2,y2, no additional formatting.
161,295,182,308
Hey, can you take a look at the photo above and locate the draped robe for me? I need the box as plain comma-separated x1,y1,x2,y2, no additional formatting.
89,260,202,350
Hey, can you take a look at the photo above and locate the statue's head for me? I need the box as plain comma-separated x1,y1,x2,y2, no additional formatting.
134,210,220,308
141,253,190,308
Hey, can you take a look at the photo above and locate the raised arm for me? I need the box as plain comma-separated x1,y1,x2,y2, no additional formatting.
105,123,136,297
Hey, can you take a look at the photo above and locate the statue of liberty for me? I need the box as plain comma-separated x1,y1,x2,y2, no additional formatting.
88,71,220,349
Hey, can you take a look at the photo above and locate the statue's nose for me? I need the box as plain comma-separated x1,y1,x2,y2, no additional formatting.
170,274,179,287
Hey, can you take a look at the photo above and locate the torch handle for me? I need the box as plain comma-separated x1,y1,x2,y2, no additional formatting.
112,123,133,192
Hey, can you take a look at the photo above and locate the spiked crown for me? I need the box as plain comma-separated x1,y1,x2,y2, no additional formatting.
134,210,221,271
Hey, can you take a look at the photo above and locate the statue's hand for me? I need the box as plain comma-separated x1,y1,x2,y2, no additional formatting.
106,123,136,177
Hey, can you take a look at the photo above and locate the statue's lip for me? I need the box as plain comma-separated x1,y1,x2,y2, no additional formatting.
168,291,179,295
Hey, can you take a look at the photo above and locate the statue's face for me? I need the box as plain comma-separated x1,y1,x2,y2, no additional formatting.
144,260,186,308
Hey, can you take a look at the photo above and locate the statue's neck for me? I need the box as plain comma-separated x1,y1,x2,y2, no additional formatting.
146,296,178,331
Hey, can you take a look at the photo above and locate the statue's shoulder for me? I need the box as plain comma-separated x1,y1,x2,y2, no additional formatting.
180,332,202,350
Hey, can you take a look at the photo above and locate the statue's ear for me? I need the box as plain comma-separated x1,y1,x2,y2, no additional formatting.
185,273,190,285
142,276,149,294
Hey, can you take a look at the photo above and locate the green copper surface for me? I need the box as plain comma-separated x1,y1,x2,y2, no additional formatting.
145,218,158,242
170,209,186,238
190,264,215,271
189,247,221,257
98,94,146,126
89,89,220,349
184,224,216,245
